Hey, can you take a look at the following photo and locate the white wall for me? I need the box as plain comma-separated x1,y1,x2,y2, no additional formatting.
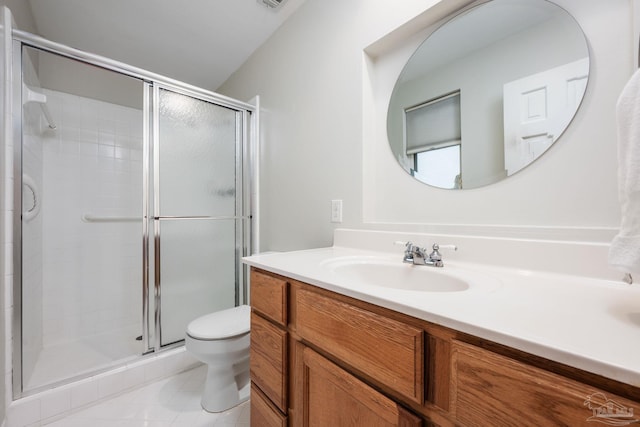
219,0,635,251
218,0,448,251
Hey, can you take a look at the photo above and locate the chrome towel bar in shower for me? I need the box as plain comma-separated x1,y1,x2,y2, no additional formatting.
82,215,250,222
82,214,141,223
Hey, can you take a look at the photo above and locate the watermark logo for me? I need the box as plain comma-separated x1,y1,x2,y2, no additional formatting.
584,392,640,425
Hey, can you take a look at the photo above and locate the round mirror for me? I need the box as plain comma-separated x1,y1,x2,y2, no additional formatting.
387,0,589,189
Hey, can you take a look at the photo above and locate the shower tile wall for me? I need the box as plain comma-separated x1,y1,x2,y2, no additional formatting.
41,89,142,345
22,88,143,388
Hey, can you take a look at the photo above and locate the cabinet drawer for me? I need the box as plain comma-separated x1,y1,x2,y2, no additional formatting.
450,340,640,427
250,312,288,412
251,383,287,427
251,269,287,326
295,288,424,404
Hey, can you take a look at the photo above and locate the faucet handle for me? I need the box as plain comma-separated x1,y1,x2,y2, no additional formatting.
429,243,457,262
395,240,417,252
395,241,416,263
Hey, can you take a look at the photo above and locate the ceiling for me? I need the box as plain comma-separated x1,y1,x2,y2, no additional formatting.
26,0,306,91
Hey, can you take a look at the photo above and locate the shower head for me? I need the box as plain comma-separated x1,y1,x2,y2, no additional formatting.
23,84,57,130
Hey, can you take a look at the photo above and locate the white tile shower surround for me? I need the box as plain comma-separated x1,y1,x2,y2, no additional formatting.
38,88,143,351
41,365,250,427
19,87,144,392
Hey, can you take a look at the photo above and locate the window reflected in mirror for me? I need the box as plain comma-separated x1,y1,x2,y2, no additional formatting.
413,144,461,189
405,91,462,188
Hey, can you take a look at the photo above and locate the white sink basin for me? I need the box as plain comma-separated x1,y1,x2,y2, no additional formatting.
321,256,499,293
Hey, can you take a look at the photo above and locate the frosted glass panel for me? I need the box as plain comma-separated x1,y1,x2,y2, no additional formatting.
159,219,236,345
158,89,238,217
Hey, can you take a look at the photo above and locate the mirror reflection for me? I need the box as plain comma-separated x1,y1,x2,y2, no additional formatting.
387,0,589,189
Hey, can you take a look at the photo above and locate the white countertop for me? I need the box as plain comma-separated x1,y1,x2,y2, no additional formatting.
243,245,640,388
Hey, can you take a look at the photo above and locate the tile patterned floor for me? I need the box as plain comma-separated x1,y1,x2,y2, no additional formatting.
43,365,250,426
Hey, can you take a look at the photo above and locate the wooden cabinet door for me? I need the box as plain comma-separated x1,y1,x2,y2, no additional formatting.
300,346,422,427
451,340,640,427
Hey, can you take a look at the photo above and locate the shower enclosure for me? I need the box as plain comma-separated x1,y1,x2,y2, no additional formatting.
12,33,255,396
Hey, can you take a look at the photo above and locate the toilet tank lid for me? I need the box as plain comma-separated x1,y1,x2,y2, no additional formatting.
186,305,251,340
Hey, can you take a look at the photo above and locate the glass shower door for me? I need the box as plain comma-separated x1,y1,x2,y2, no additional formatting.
19,46,145,393
13,34,255,398
154,87,244,347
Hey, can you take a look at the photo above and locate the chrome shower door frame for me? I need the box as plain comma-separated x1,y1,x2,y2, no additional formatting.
10,30,256,398
150,82,251,350
11,38,23,401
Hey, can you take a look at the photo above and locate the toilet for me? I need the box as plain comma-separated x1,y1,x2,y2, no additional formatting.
185,305,251,412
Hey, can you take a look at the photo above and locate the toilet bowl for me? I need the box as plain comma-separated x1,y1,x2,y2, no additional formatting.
185,304,251,412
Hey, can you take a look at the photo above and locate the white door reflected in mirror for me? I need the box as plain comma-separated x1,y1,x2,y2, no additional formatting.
503,57,589,176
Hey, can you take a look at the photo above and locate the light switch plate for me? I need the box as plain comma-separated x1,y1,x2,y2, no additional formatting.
331,199,343,223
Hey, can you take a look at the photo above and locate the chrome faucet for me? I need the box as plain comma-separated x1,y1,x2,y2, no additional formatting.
397,241,457,267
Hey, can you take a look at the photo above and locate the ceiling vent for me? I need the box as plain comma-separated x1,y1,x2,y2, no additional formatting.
258,0,287,9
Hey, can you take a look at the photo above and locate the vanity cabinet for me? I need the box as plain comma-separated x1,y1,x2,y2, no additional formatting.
250,270,289,425
249,268,640,426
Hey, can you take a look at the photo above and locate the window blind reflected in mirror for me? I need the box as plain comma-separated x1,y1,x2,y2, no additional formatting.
405,91,461,154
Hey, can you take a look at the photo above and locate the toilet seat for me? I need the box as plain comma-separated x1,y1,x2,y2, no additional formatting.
186,305,250,341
